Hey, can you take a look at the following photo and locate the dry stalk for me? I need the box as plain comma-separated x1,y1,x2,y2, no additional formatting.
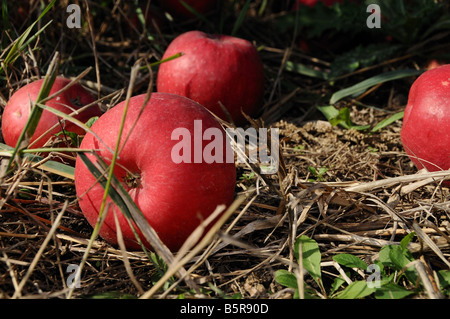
12,201,68,298
140,189,252,299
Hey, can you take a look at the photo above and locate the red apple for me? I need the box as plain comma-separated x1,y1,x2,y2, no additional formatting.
128,4,166,33
74,92,236,251
293,0,343,9
160,0,215,19
156,31,265,125
292,0,359,10
401,64,450,178
2,77,102,148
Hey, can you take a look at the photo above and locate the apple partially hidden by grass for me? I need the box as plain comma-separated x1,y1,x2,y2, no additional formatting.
1,77,101,149
156,30,265,126
128,3,166,33
400,64,450,181
74,92,236,251
292,0,344,9
160,0,215,19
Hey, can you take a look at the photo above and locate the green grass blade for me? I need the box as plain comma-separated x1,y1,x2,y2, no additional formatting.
6,54,59,173
25,69,58,141
330,69,423,105
1,0,55,73
231,0,251,36
0,142,75,179
371,111,404,132
77,153,133,219
34,102,114,154
1,0,12,32
140,52,184,71
75,61,176,273
178,0,213,26
285,61,329,80
77,152,173,261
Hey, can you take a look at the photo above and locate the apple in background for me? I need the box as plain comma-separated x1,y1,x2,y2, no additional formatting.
156,31,265,125
292,0,358,10
74,92,236,251
400,64,450,182
128,3,166,33
8,0,31,30
160,0,215,19
293,0,343,9
1,77,102,148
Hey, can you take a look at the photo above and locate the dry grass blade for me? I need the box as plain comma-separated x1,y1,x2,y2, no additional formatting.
11,200,68,298
140,189,252,299
344,170,450,193
112,210,145,295
411,222,450,268
407,259,444,299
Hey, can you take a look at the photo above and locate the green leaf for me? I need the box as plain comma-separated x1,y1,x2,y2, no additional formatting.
333,254,368,270
380,245,417,284
335,280,375,299
400,232,415,250
329,69,423,105
316,105,370,131
388,246,414,270
294,235,322,284
85,116,99,128
275,269,298,289
316,105,339,122
437,270,450,290
329,107,353,128
374,283,414,299
378,245,396,268
329,276,346,296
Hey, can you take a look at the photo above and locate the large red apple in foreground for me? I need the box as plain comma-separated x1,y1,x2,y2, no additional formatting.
156,31,265,125
2,77,101,148
401,64,450,177
160,0,215,19
74,93,236,251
